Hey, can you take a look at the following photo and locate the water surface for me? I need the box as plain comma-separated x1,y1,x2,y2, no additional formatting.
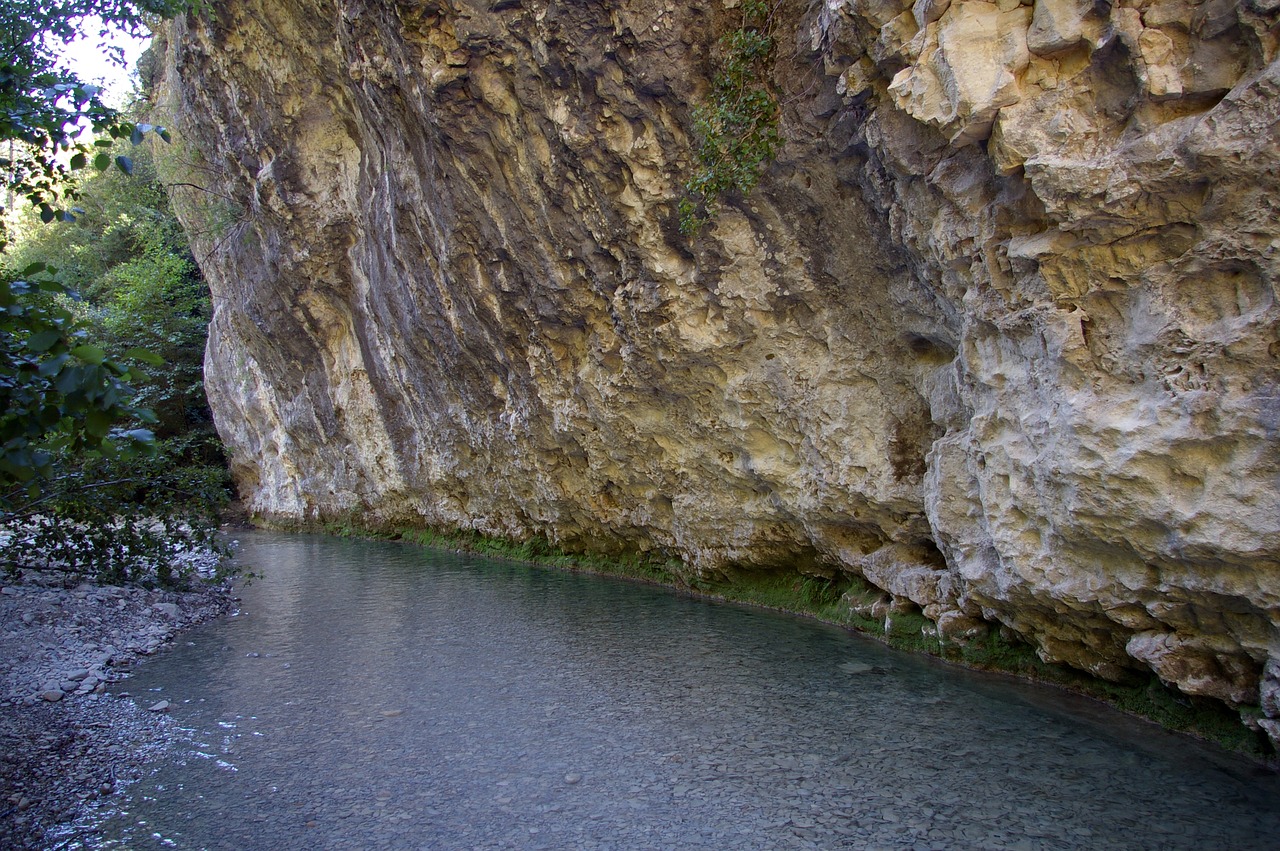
74,533,1280,849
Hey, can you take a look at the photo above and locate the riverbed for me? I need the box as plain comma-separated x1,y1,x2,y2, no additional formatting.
57,533,1280,849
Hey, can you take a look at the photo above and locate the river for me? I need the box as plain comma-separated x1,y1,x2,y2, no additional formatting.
64,533,1280,849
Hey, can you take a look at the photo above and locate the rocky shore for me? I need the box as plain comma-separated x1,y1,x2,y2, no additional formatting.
0,567,236,849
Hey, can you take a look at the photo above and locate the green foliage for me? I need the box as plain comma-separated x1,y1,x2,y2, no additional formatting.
0,439,230,586
11,138,215,441
0,268,156,485
680,1,783,236
0,135,230,584
0,1,200,480
0,1,196,250
0,1,230,586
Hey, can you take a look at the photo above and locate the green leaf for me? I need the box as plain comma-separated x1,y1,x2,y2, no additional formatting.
124,347,166,367
85,408,114,439
37,352,70,377
69,152,86,169
3,458,35,483
28,330,63,352
115,155,133,175
94,152,111,171
71,344,106,364
157,127,172,143
55,364,85,395
20,262,47,276
39,205,55,224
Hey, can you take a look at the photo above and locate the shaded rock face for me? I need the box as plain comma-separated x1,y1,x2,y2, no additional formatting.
155,0,1280,731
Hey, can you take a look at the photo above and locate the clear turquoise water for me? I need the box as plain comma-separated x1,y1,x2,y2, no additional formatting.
69,533,1280,849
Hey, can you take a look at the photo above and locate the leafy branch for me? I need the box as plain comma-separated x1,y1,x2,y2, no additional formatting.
1,82,173,244
0,265,159,490
0,451,232,587
0,1,195,249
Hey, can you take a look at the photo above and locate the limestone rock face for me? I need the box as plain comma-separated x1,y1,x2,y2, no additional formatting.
154,0,1280,735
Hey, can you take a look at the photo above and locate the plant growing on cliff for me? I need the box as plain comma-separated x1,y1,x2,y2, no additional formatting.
679,0,783,236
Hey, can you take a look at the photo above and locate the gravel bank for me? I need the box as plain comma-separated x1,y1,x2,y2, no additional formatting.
0,568,235,849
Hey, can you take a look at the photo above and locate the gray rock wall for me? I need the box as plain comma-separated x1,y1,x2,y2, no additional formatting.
153,0,1280,739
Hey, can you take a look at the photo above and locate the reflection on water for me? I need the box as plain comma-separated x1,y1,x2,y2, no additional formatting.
73,533,1279,849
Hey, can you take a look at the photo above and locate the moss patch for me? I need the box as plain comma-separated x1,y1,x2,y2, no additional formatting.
317,520,682,587
691,569,1269,758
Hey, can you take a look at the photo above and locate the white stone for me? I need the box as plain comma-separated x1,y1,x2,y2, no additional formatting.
888,1,1033,145
1026,0,1096,56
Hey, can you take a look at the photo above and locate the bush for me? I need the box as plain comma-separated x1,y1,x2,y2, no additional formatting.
1,2,230,584
0,439,231,586
679,0,783,235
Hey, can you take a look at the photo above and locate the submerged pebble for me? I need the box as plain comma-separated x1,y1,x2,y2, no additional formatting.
79,533,1280,851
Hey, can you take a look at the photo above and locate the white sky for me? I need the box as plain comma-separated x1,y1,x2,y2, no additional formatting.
59,20,154,107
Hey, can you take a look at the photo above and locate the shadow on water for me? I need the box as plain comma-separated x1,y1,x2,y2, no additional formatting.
60,533,1280,849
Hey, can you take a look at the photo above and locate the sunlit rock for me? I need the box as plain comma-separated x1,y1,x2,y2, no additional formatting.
153,0,1280,743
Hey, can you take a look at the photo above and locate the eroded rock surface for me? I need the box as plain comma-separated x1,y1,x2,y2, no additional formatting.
153,0,1280,739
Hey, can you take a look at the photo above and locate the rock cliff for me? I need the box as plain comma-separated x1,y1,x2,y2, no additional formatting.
153,0,1280,740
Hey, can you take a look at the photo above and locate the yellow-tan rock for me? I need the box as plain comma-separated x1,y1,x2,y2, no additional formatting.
153,0,1280,741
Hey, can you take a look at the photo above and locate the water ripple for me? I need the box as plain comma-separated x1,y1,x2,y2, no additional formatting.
80,532,1280,849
